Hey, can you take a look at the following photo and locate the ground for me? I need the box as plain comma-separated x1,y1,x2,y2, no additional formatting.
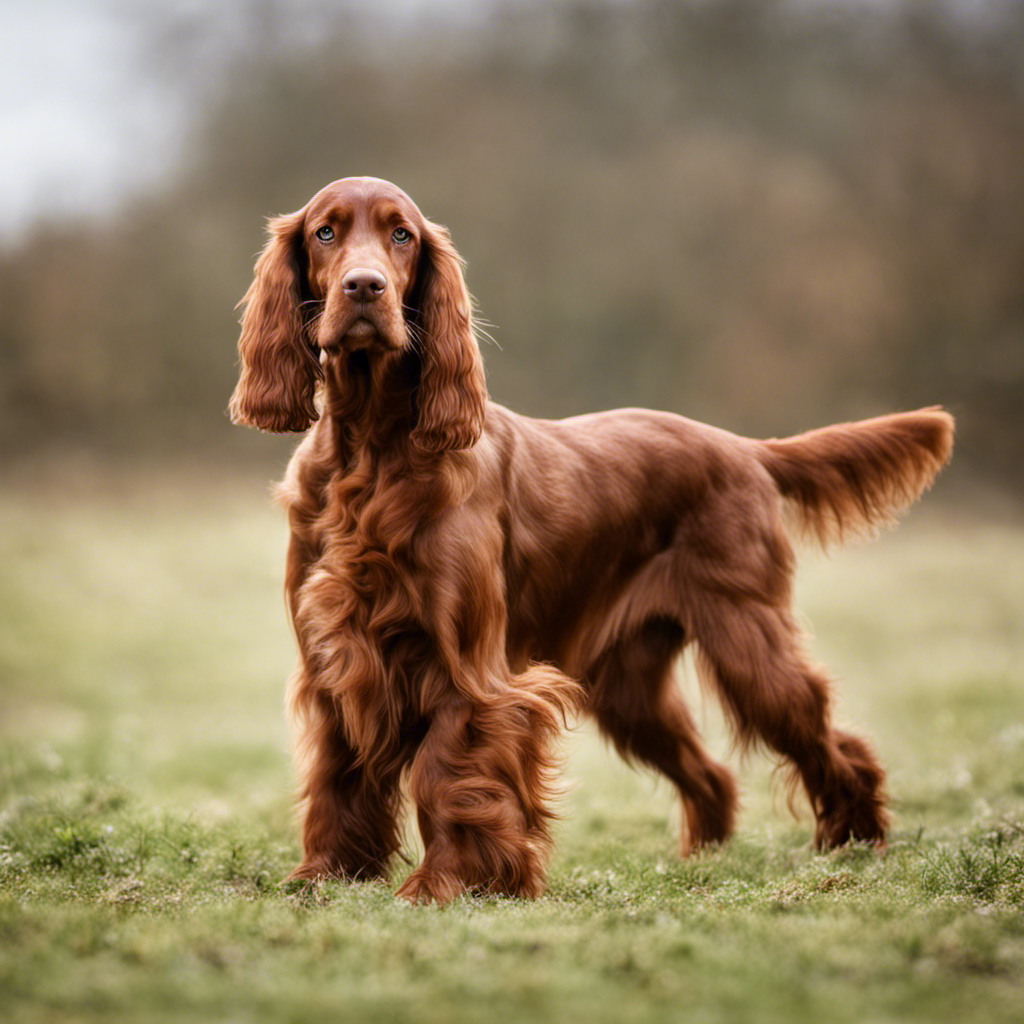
1,470,1022,1023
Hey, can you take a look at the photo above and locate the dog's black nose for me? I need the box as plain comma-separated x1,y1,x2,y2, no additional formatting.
342,268,387,302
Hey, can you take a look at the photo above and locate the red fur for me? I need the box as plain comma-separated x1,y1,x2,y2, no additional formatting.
230,177,954,903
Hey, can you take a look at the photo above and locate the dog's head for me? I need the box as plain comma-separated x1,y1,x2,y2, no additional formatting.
229,176,486,451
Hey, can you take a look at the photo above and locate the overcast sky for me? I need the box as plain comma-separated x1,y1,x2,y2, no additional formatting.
2,2,178,241
0,0,1007,245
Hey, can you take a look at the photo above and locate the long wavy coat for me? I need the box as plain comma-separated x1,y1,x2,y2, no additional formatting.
230,176,954,904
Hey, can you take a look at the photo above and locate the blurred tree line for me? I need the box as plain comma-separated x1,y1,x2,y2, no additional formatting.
2,0,1022,492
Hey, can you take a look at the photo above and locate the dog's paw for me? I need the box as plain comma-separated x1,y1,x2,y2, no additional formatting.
287,861,330,883
395,868,465,906
287,857,391,884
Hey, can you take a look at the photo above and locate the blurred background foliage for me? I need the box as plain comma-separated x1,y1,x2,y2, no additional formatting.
1,0,1022,494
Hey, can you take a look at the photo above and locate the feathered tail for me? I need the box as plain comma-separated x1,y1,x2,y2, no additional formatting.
756,406,954,546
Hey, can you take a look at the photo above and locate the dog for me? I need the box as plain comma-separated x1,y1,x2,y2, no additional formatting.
230,176,953,903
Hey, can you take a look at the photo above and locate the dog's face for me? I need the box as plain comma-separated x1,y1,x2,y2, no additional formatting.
302,177,427,356
231,175,486,448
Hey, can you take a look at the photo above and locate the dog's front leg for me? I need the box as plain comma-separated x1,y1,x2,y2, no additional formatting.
288,684,404,883
397,699,541,904
397,665,578,905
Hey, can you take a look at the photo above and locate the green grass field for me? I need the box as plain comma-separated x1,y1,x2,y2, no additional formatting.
2,470,1022,1023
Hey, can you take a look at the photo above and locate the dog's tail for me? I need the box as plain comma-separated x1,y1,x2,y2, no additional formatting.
756,406,954,546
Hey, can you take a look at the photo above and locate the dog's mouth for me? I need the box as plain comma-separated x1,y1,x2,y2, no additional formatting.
344,317,378,340
318,314,388,355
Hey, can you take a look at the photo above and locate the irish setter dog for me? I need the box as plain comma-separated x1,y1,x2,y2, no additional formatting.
230,176,953,904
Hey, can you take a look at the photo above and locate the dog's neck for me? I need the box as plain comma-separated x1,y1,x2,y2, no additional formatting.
321,346,421,469
316,345,479,522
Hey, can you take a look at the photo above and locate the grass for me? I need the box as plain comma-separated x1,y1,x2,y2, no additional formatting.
1,468,1023,1023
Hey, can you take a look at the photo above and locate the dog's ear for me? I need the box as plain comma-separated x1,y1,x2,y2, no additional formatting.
410,221,487,452
229,210,321,432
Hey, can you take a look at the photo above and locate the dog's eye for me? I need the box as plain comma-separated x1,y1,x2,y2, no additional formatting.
315,225,334,243
392,227,411,245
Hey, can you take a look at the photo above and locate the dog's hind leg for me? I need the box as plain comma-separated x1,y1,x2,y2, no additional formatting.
690,590,889,849
586,617,737,853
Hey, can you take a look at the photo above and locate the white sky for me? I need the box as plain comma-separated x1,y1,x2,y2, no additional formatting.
0,0,485,241
1,2,180,240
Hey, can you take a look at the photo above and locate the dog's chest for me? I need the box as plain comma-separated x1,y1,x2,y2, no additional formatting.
299,473,431,635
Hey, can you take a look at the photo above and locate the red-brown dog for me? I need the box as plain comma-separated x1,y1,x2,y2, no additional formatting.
230,176,953,904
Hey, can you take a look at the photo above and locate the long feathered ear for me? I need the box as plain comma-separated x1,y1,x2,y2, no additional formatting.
410,221,487,452
229,210,321,432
